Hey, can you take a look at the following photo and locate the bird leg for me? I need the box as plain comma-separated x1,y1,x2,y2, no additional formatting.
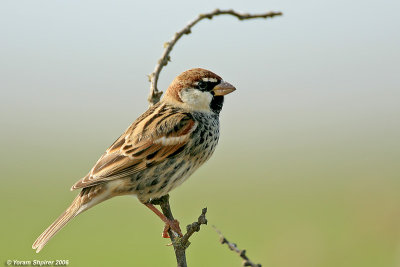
144,203,183,238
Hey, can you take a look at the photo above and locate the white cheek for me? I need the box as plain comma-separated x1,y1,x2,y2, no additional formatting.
179,89,213,111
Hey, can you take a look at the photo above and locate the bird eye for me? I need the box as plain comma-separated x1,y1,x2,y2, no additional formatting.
197,81,207,90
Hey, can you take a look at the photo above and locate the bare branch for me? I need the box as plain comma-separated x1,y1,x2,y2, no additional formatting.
213,226,261,267
147,9,283,105
146,8,282,266
152,195,208,267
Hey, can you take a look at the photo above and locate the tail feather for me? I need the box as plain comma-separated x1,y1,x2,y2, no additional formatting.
32,182,113,253
32,195,81,253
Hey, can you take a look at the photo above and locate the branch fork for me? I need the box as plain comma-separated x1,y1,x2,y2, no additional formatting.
151,195,207,267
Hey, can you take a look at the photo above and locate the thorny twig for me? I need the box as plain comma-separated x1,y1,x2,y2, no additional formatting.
213,226,262,267
147,8,283,105
181,207,208,245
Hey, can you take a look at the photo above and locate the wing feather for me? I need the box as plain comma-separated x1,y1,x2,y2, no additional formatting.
71,104,196,190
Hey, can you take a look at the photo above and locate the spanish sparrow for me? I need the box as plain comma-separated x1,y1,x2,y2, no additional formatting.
32,68,236,252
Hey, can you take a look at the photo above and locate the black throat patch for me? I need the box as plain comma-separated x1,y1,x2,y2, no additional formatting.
210,95,224,114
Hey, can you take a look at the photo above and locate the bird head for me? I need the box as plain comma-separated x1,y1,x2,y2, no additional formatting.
163,68,236,114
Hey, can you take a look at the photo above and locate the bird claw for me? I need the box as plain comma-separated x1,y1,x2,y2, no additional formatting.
162,219,183,238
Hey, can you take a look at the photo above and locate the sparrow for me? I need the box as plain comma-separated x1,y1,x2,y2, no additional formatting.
32,68,236,253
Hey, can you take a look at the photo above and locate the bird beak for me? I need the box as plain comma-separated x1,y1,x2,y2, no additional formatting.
212,81,236,96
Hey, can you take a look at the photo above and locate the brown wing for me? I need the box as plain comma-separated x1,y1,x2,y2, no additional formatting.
71,103,197,190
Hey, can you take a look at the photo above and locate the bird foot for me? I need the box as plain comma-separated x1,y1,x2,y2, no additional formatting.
144,202,183,238
162,219,183,238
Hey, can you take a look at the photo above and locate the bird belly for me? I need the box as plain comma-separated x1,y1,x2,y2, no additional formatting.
120,113,220,203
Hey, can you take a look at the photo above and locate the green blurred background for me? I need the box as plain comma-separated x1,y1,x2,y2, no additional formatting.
1,0,399,266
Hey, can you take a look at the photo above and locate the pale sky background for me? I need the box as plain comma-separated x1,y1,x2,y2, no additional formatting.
1,0,399,179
